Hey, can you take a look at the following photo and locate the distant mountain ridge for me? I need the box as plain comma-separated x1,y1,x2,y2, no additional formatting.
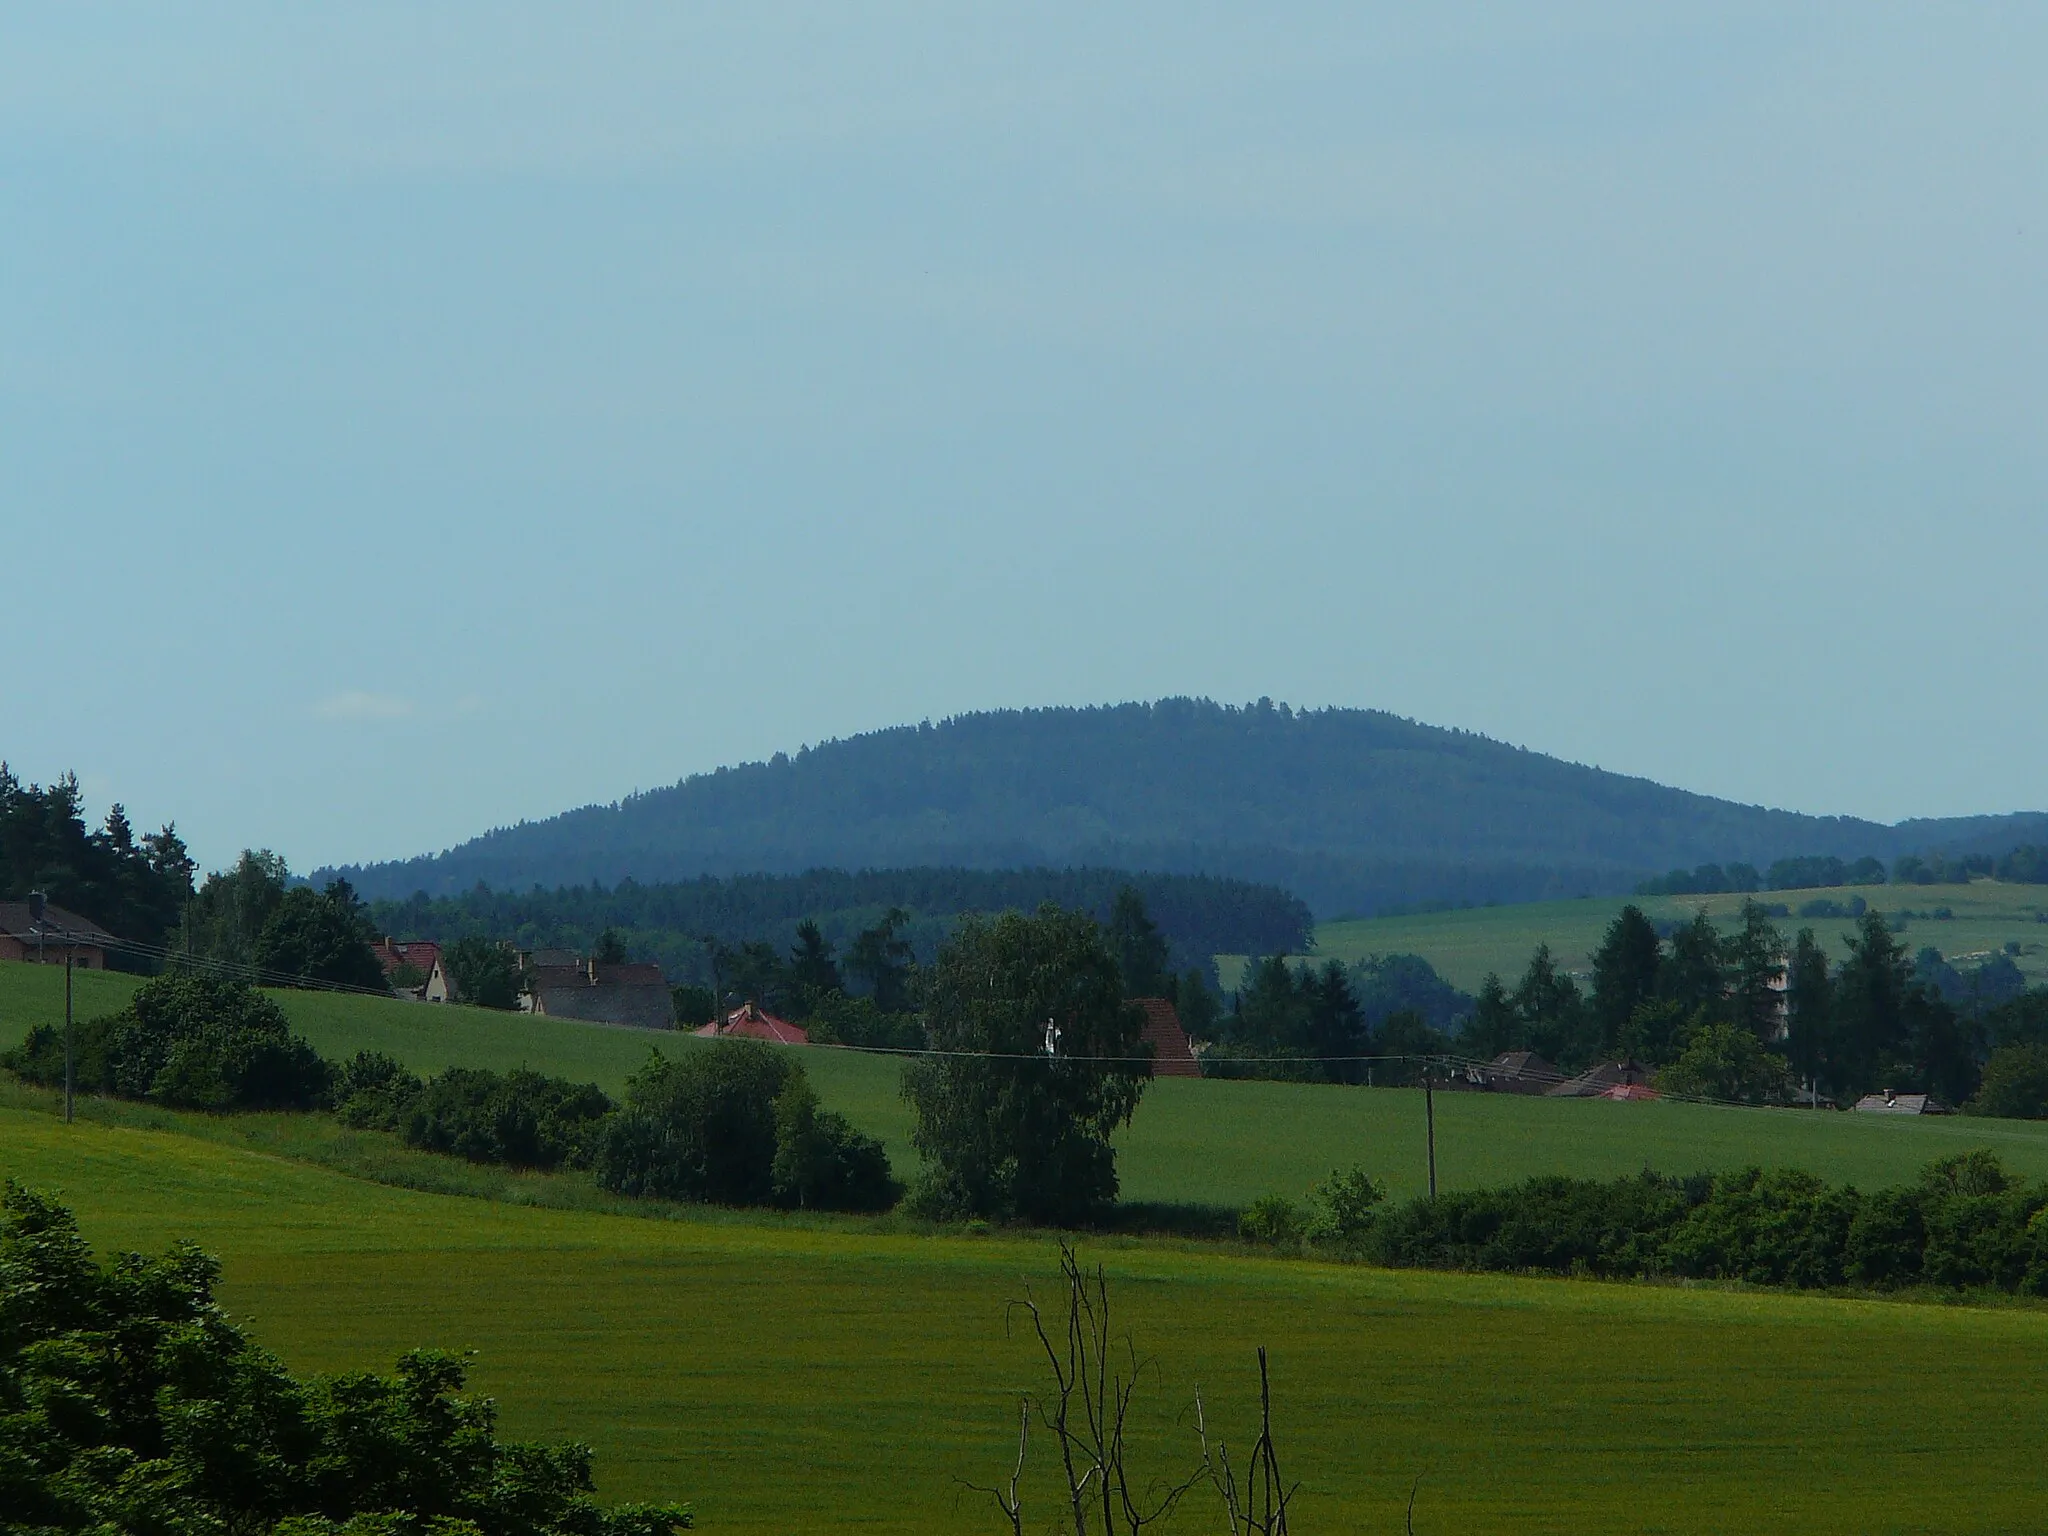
319,699,2048,916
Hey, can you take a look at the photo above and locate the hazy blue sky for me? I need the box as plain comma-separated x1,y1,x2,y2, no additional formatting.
3,5,2043,874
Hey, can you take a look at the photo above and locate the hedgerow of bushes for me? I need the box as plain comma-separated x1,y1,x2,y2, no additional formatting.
3,972,897,1214
1241,1150,2048,1295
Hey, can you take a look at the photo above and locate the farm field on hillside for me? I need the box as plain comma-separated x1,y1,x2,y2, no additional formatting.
6,1106,2048,1534
10,960,2048,1210
1264,881,2048,992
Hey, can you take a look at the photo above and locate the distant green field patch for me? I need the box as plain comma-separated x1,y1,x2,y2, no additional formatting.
7,1106,2048,1534
1214,880,2048,994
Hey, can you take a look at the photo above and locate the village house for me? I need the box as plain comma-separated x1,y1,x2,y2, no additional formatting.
0,901,116,970
526,958,674,1029
1132,997,1201,1077
1852,1089,1952,1115
695,1000,810,1045
370,937,443,1001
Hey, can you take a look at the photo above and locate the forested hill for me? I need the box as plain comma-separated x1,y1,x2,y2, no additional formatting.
320,700,2048,917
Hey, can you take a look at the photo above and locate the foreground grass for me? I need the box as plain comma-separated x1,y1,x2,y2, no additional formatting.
11,959,2048,1208
7,1105,2048,1534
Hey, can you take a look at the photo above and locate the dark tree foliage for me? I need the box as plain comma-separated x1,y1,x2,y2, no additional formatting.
768,1073,898,1212
787,918,843,994
1590,905,1662,1056
4,971,327,1111
0,1185,692,1534
1207,955,1448,1083
1365,1153,2048,1296
352,863,1312,991
175,849,290,969
1107,886,1170,998
1968,1044,2048,1120
445,934,522,1009
0,765,194,950
844,907,915,1012
594,927,629,964
402,1068,613,1170
1511,944,1592,1068
1996,845,2048,883
1658,914,1728,1020
902,906,1147,1224
1635,863,1760,897
1346,953,1473,1036
1724,900,1786,1040
594,1043,893,1211
330,1050,425,1131
1783,927,1833,1090
1764,854,1887,891
1459,974,1518,1060
253,879,387,990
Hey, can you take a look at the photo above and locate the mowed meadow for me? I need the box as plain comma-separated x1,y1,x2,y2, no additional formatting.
9,1101,2048,1534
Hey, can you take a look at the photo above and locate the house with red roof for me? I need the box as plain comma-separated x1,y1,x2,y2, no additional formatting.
695,1001,810,1045
1132,997,1200,1077
370,937,442,1000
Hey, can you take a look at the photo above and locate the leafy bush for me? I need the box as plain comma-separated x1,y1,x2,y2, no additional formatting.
331,1050,424,1130
1360,1154,2048,1296
1653,1022,1791,1105
797,989,926,1051
1968,1043,2048,1120
0,1183,691,1534
1659,1168,1859,1288
2,971,328,1111
770,1075,898,1211
1303,1166,1386,1247
1236,1195,1304,1247
402,1067,612,1170
595,1042,895,1211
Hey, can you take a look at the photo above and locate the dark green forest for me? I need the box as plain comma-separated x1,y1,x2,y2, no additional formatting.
361,866,1312,987
0,767,194,951
315,700,2048,916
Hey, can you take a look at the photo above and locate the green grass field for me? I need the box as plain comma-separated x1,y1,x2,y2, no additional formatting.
9,959,2048,1214
6,1100,2048,1533
1220,879,2048,993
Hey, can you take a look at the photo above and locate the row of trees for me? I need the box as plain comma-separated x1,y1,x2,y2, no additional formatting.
347,863,1313,989
1465,902,2042,1107
175,850,389,989
1640,844,2048,897
0,766,195,950
1198,952,1472,1083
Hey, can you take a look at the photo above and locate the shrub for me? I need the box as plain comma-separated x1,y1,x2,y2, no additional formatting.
0,1184,692,1534
594,1042,894,1211
1968,1043,2048,1120
798,989,925,1050
402,1067,612,1170
1658,1168,1860,1288
1653,1022,1791,1105
770,1075,898,1211
1303,1166,1385,1247
332,1050,424,1130
2,971,328,1111
1237,1195,1304,1247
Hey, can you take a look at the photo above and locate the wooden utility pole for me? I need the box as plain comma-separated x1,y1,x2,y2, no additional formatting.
63,939,74,1124
1424,1065,1437,1200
